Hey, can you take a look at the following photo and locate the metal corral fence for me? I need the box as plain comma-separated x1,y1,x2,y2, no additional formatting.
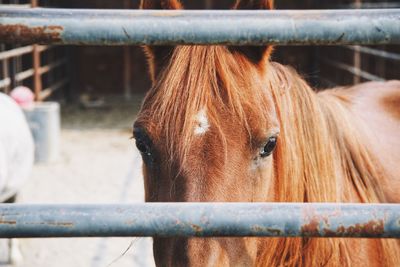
0,203,399,238
0,1,69,101
311,1,400,87
0,9,400,45
0,7,400,239
0,44,68,99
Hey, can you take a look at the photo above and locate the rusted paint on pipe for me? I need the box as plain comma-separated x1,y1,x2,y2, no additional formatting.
0,8,399,45
0,24,63,44
0,203,399,238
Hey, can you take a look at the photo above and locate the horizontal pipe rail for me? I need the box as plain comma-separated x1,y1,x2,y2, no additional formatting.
0,45,48,61
8,58,66,83
0,203,399,238
0,45,33,60
344,46,400,61
39,77,68,100
322,59,386,81
14,67,34,81
39,57,67,75
0,77,11,89
0,8,400,45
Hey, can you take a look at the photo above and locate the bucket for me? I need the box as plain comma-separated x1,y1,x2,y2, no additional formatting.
23,102,60,163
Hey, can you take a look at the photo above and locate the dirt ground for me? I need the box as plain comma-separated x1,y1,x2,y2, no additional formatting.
0,95,155,267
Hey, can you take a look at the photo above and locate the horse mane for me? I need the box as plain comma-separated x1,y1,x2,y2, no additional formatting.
141,45,400,266
266,62,388,203
260,63,400,266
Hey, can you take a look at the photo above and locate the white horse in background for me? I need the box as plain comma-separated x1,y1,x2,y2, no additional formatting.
0,92,34,264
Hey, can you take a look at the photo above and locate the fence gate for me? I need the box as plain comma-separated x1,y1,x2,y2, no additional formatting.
0,7,400,239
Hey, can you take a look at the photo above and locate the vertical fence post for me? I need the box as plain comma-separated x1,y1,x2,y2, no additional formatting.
8,0,20,90
376,46,386,80
123,0,132,100
0,44,10,93
352,0,362,84
31,0,43,101
123,46,132,100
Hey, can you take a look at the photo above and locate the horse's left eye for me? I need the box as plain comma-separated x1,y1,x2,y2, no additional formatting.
260,136,277,158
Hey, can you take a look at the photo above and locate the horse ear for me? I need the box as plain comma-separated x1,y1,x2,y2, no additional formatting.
230,0,274,65
140,0,183,84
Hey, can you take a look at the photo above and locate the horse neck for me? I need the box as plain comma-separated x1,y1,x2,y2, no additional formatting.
265,62,386,203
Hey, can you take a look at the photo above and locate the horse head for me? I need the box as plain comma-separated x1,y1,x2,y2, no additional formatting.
134,1,279,265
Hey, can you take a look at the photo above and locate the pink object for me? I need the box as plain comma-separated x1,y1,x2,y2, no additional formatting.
10,86,34,108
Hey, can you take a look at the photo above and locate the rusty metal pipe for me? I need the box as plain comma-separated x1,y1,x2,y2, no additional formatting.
0,203,399,238
0,8,400,45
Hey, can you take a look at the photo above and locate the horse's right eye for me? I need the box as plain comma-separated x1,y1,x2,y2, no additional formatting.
136,139,151,156
133,127,152,157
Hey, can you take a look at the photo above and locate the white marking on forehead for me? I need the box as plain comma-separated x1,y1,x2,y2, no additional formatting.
194,108,210,135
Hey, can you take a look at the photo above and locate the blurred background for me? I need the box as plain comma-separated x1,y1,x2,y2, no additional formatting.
0,0,399,266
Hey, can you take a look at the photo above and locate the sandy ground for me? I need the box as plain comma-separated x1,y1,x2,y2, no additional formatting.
0,96,155,267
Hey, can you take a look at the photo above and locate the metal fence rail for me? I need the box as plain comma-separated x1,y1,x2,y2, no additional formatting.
0,8,400,45
344,46,400,61
0,203,399,238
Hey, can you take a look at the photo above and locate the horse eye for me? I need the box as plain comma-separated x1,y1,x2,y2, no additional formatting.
135,139,151,156
133,127,152,157
260,136,277,158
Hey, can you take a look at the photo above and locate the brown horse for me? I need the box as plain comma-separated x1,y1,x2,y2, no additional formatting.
133,0,400,266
